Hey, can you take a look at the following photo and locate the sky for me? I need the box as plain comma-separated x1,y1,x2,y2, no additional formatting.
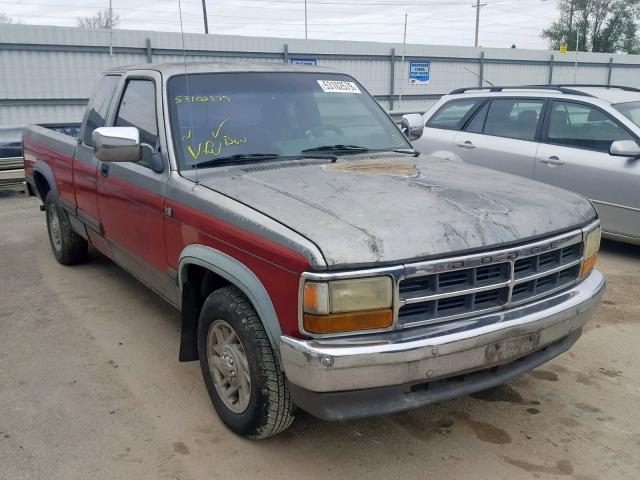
0,0,561,50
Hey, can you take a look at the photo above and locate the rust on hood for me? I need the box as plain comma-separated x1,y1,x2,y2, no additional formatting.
324,159,418,177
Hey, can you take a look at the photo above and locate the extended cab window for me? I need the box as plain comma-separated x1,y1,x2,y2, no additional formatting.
82,75,119,146
426,99,480,130
483,99,543,141
546,101,634,152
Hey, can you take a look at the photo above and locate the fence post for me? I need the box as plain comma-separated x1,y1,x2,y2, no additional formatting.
548,54,554,84
389,48,396,111
145,38,153,63
608,57,614,86
283,44,289,64
479,51,485,87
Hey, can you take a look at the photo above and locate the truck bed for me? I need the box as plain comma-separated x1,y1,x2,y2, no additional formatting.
23,124,80,207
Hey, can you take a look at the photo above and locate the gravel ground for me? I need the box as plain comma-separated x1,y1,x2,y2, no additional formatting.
1,193,639,480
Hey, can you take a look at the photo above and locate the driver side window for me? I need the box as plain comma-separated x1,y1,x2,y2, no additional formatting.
115,79,159,168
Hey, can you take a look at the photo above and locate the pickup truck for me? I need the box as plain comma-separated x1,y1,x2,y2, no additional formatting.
23,62,605,439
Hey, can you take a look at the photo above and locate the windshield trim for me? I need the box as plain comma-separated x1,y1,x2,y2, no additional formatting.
164,71,412,172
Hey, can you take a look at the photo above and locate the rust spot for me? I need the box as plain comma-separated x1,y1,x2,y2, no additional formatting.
455,412,511,445
598,367,622,378
529,370,559,381
325,160,418,177
576,372,599,387
172,441,190,455
575,402,601,414
502,457,574,476
469,384,524,404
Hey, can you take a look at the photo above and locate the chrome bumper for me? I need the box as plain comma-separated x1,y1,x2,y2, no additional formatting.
281,270,605,393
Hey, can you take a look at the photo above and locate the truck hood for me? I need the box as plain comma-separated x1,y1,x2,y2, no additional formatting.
194,155,596,269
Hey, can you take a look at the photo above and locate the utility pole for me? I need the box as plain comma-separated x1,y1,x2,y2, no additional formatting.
304,0,308,39
201,0,209,34
399,13,408,103
108,0,113,56
567,0,575,49
473,0,487,48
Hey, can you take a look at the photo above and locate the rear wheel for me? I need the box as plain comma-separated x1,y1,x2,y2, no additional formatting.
197,286,295,439
45,193,88,265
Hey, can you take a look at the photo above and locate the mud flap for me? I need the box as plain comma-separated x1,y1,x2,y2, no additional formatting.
179,281,200,362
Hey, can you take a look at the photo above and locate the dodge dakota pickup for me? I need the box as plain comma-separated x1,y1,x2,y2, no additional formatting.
23,62,605,439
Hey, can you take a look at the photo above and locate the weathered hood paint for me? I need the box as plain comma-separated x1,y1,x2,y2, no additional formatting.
194,155,597,269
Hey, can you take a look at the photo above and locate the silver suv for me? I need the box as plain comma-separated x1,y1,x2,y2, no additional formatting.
407,85,640,245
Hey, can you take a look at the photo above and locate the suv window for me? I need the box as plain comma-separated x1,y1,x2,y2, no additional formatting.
115,79,159,167
82,75,120,146
546,101,634,152
483,99,544,141
427,99,481,130
465,102,489,134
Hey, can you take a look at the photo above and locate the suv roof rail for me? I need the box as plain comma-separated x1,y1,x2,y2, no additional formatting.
539,83,640,93
449,85,596,97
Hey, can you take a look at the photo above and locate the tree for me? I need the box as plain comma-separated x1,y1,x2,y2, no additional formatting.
0,12,14,23
542,0,640,54
77,9,119,29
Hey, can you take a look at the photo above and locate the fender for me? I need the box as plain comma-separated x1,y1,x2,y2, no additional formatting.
32,159,59,200
178,244,283,351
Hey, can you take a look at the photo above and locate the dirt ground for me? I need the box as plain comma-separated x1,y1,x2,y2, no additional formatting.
1,193,639,480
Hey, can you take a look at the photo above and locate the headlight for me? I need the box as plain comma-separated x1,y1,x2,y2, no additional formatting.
303,277,393,334
581,226,601,277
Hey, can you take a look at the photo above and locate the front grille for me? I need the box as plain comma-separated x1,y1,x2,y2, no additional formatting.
398,232,584,327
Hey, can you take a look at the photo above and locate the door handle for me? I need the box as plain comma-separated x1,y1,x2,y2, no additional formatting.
100,163,109,177
539,156,565,166
455,140,476,149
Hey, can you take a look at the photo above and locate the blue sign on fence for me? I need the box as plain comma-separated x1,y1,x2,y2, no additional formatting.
290,58,317,66
409,61,430,85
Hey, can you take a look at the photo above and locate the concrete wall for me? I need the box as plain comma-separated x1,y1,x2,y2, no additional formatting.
2,23,640,125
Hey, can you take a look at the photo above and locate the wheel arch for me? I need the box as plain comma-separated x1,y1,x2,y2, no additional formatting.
178,244,283,359
32,160,58,202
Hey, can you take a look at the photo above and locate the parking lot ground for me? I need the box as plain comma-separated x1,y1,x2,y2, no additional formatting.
1,193,639,480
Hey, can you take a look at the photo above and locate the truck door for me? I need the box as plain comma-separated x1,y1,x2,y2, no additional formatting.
97,73,177,304
74,75,120,230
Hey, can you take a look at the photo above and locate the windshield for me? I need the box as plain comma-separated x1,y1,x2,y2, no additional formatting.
167,72,410,169
613,101,640,128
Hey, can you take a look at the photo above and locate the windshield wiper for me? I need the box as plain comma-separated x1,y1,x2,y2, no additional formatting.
193,153,281,168
301,144,370,156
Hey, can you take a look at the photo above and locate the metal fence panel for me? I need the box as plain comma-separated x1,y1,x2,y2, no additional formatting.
2,23,640,125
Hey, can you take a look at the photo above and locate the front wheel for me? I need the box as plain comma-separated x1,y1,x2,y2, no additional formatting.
197,286,295,439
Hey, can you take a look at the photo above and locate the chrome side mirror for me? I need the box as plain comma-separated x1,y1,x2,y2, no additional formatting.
93,127,141,162
401,114,424,141
610,139,640,157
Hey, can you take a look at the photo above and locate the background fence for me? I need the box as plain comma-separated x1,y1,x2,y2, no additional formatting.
3,23,640,125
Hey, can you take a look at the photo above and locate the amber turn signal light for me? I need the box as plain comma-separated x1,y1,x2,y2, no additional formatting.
581,254,598,278
303,309,393,335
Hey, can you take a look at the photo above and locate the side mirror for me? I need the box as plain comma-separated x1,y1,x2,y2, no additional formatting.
610,139,640,157
93,127,141,162
401,114,424,141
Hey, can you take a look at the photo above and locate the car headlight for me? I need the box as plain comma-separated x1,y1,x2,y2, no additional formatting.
581,226,601,278
303,277,393,334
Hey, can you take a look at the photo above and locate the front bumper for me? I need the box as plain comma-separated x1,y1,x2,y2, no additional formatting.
280,270,605,420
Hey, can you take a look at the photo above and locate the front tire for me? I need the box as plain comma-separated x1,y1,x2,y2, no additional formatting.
197,286,295,439
45,193,88,265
